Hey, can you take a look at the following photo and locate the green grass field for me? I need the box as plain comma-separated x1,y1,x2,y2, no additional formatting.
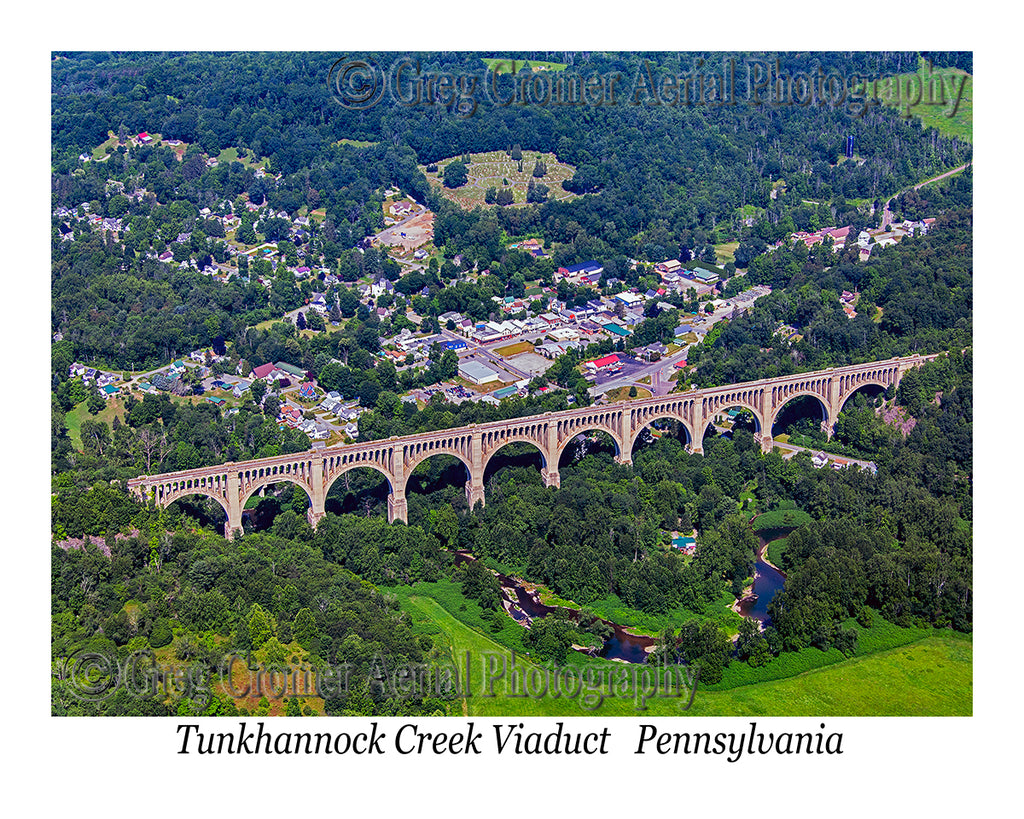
876,58,972,142
216,146,268,170
481,57,568,73
715,242,739,264
494,341,535,357
765,535,789,566
65,398,126,451
91,133,119,160
605,386,653,401
694,632,971,716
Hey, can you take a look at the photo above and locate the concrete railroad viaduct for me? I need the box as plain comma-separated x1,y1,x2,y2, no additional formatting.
128,354,939,537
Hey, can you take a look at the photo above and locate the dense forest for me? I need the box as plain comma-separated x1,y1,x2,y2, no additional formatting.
52,52,971,255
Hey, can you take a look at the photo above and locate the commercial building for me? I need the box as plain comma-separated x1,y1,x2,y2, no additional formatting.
458,360,500,386
587,354,620,371
493,385,520,400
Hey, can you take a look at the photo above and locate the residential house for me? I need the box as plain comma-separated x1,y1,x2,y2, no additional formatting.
252,362,279,381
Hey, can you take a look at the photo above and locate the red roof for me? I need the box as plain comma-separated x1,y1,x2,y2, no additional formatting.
592,354,619,368
674,360,688,369
138,132,149,138
252,363,277,379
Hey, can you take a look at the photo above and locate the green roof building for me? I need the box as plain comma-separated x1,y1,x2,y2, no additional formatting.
275,362,305,379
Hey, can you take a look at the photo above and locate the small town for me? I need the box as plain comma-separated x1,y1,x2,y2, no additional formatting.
57,129,915,455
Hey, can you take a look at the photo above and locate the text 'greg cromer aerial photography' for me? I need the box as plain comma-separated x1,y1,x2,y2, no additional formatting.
51,51,972,721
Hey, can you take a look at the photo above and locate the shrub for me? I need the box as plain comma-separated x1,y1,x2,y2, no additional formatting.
149,618,173,648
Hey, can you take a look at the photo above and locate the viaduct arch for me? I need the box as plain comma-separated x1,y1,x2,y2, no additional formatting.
129,354,938,537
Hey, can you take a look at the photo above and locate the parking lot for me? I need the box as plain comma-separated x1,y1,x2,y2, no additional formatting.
594,355,646,385
505,351,551,376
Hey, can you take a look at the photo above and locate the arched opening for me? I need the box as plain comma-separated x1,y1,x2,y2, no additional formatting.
165,493,229,534
838,382,887,414
324,466,392,519
557,429,620,471
630,417,692,459
405,453,473,528
771,395,830,446
831,383,889,451
240,480,313,533
701,406,761,447
482,441,546,485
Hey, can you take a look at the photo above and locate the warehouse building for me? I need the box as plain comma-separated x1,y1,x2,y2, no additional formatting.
459,360,501,386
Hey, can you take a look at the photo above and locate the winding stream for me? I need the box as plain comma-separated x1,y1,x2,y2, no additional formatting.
452,525,790,661
453,551,654,663
735,529,789,625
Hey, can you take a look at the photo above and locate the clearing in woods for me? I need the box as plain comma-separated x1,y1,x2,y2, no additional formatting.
421,150,581,209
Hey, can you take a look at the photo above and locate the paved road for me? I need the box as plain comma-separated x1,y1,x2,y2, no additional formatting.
440,328,534,382
122,358,205,388
589,305,737,399
882,161,971,229
772,439,876,471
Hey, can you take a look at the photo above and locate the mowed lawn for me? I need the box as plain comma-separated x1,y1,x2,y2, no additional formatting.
397,590,972,718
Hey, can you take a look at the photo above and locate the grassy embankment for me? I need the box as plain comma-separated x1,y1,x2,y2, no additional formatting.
389,578,971,717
